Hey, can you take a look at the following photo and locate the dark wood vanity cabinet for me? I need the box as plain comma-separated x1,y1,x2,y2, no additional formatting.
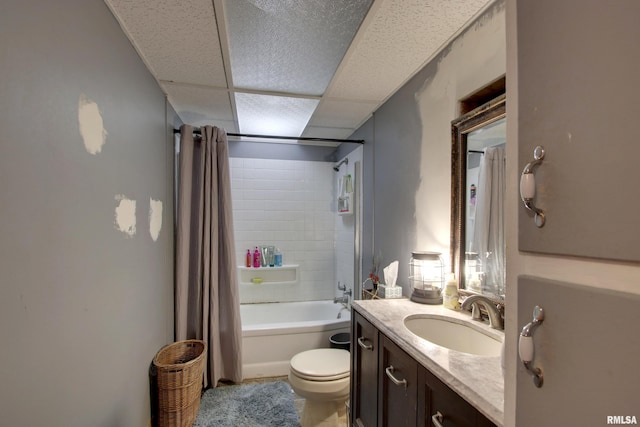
351,311,497,427
351,310,379,427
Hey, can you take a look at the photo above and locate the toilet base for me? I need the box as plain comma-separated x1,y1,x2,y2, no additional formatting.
301,399,348,427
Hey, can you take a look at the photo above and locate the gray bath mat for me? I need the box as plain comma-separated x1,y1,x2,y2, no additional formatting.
193,381,300,427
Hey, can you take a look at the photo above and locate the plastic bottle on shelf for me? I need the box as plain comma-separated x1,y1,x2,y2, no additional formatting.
245,249,251,268
253,247,261,268
275,248,283,267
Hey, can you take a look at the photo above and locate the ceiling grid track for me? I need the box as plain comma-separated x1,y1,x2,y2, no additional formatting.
211,0,240,133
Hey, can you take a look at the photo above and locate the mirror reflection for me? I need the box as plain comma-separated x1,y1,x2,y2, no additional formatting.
465,118,506,297
451,94,505,300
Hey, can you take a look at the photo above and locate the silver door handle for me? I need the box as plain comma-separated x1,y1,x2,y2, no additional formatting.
357,336,373,351
520,145,546,227
519,305,544,387
431,411,444,427
384,365,407,388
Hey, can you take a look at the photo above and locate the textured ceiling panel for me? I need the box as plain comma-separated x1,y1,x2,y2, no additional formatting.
308,99,378,129
224,0,372,95
162,82,236,130
106,0,494,143
302,126,357,140
235,92,320,136
327,0,491,101
105,0,227,87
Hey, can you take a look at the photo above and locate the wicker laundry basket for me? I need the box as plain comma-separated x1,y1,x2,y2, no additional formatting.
153,340,207,427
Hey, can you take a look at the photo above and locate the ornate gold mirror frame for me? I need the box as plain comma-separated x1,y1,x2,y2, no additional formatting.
450,93,506,302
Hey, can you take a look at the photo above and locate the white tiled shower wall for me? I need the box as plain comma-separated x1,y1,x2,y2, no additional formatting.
230,157,337,303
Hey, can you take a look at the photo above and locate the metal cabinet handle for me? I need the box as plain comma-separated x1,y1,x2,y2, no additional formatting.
384,365,407,388
520,145,546,227
519,305,545,387
357,336,373,351
431,411,444,427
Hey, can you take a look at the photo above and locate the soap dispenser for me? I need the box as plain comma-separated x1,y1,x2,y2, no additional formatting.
443,273,460,310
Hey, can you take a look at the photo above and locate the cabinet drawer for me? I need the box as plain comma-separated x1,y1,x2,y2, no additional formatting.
421,369,496,427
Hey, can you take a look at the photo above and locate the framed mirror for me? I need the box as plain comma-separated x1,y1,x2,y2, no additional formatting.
451,93,506,301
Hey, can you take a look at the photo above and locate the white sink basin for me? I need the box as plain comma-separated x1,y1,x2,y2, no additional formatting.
403,314,502,357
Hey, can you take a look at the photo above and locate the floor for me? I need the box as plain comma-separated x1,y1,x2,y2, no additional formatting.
223,375,348,426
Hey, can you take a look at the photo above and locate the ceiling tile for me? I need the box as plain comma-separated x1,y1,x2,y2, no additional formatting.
327,0,492,101
235,92,319,136
162,82,236,130
302,126,357,140
105,0,227,87
223,0,372,95
107,0,494,143
307,99,378,129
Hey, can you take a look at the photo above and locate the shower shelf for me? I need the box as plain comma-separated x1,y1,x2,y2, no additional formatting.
238,264,299,285
338,194,353,215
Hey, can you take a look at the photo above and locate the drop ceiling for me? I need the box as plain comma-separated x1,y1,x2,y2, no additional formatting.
105,0,494,143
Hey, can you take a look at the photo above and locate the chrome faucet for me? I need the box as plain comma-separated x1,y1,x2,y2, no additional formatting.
461,295,504,330
333,294,350,304
337,305,349,319
334,282,352,305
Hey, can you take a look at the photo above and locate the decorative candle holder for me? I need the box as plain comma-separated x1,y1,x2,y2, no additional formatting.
409,251,444,304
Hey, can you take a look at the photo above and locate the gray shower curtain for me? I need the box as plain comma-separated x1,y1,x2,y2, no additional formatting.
175,124,242,387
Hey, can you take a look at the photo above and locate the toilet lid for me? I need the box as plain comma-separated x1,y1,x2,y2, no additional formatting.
290,348,350,381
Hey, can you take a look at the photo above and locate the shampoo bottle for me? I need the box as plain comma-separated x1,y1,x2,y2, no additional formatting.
245,249,251,268
253,247,261,268
275,248,282,267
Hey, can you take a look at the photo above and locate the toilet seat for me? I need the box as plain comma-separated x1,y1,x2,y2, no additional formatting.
289,348,351,424
290,348,350,381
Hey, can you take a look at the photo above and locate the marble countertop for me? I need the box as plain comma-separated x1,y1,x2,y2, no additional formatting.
352,298,504,427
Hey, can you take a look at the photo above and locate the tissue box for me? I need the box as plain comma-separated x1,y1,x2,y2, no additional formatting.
378,284,403,299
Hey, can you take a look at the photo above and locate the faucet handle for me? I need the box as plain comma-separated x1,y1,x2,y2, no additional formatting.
469,303,483,320
337,281,346,291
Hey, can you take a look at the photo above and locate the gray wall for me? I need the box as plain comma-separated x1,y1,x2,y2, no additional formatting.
0,1,174,426
353,2,506,295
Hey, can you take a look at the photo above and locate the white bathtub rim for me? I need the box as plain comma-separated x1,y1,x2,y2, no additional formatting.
242,316,351,337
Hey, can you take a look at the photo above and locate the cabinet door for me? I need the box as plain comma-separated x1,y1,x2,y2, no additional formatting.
517,0,640,262
378,335,418,427
351,312,379,427
420,368,496,427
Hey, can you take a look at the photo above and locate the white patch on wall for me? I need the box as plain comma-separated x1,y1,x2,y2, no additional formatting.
149,198,163,242
414,7,506,257
78,94,108,154
114,195,136,238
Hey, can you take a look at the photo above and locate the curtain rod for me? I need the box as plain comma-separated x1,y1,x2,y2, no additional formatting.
173,128,364,144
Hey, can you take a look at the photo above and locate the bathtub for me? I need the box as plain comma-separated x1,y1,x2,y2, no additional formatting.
241,300,351,379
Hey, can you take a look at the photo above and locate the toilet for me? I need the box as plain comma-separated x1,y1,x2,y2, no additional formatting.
288,348,350,427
